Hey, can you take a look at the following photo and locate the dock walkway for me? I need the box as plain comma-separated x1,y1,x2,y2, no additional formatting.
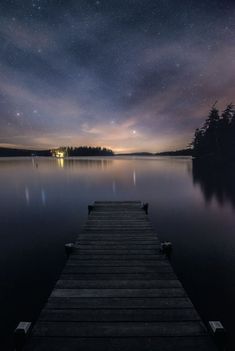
23,201,216,351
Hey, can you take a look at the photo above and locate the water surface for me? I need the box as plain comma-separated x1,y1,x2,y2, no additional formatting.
0,156,235,350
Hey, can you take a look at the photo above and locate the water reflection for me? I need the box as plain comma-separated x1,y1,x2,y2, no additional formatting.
57,158,64,168
133,169,136,186
192,160,235,208
61,158,113,169
1,156,235,351
41,188,46,206
112,180,116,194
24,186,30,205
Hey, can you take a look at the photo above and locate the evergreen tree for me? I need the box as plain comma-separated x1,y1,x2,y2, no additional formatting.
192,103,235,162
219,103,234,157
201,105,220,156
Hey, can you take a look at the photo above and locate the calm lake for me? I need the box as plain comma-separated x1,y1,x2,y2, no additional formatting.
1,156,235,350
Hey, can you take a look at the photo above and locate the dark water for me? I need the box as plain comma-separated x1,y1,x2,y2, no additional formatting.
0,156,235,350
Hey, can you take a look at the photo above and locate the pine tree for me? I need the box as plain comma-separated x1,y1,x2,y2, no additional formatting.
219,103,234,157
202,105,220,157
192,103,235,163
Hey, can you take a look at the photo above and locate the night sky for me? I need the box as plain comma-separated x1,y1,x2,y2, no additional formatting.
1,0,235,152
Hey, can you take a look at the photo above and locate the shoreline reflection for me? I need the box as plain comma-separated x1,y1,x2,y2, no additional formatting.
192,160,235,209
57,158,113,169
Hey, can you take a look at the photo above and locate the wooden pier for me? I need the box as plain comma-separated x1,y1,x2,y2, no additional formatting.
22,201,216,351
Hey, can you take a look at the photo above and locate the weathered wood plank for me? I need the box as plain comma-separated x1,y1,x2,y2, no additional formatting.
82,228,154,231
51,288,186,298
87,220,149,222
69,250,161,255
39,308,200,322
66,259,169,266
68,255,165,260
59,272,177,280
55,279,182,289
76,236,158,240
67,259,167,266
23,336,217,351
32,321,207,337
74,244,160,250
46,297,193,309
84,226,153,229
76,238,159,242
62,266,173,274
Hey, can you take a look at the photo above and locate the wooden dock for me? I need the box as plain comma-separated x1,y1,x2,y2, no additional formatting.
23,201,216,351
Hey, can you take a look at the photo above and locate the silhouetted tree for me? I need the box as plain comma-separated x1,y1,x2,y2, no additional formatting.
0,148,51,157
219,103,234,156
202,105,220,156
66,146,114,156
192,103,235,163
231,110,235,156
193,128,205,157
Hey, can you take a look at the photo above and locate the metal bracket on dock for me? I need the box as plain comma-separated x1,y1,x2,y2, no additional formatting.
141,202,149,214
88,205,93,215
65,243,75,256
160,241,172,257
208,321,226,350
14,321,32,351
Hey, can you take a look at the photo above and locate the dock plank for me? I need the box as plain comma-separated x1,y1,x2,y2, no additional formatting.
51,288,186,298
59,272,178,280
38,308,200,322
32,321,206,337
46,296,194,309
55,279,182,288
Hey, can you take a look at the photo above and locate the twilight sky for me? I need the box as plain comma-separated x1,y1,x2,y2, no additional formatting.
1,0,235,152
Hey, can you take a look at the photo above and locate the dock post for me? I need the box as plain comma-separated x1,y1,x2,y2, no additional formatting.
209,321,226,350
142,202,149,214
160,241,173,257
65,243,75,257
14,321,31,351
88,205,93,215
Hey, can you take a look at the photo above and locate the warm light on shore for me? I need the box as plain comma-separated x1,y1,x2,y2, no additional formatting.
55,151,64,158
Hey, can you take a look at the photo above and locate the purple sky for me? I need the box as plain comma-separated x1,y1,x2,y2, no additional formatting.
1,0,235,152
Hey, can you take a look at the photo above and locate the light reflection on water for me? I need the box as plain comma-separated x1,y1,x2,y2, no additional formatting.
0,156,235,350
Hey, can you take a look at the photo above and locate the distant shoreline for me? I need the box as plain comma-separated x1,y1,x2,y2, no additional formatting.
0,147,192,157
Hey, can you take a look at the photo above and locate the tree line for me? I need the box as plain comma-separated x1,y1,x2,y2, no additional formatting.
192,103,235,161
64,146,114,156
0,146,114,157
0,148,51,157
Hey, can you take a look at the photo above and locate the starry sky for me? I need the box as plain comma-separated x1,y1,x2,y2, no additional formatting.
1,0,235,152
